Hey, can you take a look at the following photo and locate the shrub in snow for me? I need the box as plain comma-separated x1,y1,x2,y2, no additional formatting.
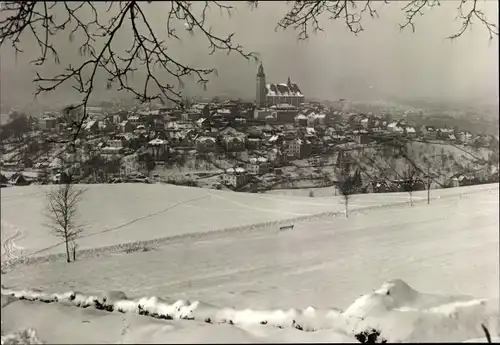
93,299,114,312
124,243,152,254
0,329,43,345
354,329,387,344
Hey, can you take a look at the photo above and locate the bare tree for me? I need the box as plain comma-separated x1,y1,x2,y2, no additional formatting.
0,1,497,146
45,181,87,263
420,152,452,204
400,166,421,206
336,151,358,217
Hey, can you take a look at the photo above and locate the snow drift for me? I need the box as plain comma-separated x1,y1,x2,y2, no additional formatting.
0,329,43,345
1,279,498,343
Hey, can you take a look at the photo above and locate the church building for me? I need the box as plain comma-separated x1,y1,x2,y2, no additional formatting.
255,64,305,109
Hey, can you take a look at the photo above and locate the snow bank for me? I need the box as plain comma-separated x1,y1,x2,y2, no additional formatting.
0,329,43,345
1,279,498,343
342,279,500,343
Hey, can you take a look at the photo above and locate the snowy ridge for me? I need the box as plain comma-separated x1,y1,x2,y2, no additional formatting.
2,279,498,343
1,187,485,272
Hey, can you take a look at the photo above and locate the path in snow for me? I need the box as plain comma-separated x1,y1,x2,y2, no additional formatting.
1,221,25,262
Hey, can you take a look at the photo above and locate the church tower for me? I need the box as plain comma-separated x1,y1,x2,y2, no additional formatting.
256,63,267,109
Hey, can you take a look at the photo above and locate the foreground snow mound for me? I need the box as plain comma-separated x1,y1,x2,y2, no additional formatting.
1,329,43,345
343,279,500,343
1,279,498,343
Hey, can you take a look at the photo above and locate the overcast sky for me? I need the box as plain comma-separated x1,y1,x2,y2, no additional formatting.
0,1,498,111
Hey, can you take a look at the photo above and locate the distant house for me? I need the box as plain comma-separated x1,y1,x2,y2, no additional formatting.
146,138,168,159
448,177,460,188
246,138,262,150
39,116,57,131
112,111,128,124
272,104,299,124
195,136,216,152
360,118,369,129
420,125,437,140
182,109,203,122
220,128,246,152
436,128,454,140
458,131,474,144
127,115,142,125
247,157,269,175
107,139,124,149
153,118,165,130
119,120,135,133
267,148,287,165
405,126,416,137
233,117,247,128
101,146,124,157
222,136,246,152
83,120,99,133
353,130,371,145
285,138,312,159
223,167,248,189
387,121,404,134
196,118,211,130
8,173,30,186
295,114,308,127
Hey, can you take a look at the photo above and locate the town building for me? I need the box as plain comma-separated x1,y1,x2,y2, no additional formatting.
221,135,246,152
254,108,273,121
223,167,248,188
247,157,269,175
271,104,299,124
119,121,135,133
285,138,312,159
39,116,57,131
146,138,168,159
195,136,216,152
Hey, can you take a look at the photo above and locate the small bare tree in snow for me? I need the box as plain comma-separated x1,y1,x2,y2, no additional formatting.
336,152,358,218
401,167,421,206
45,181,87,263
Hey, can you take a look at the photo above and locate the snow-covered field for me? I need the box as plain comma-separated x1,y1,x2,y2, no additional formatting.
1,183,498,343
1,183,494,260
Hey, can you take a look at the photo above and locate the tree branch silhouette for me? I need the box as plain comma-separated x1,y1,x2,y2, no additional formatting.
0,1,257,143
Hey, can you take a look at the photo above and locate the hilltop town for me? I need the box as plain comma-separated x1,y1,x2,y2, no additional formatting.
1,65,498,195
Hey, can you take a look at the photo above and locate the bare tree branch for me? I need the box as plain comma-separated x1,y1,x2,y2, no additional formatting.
0,1,256,144
268,0,497,40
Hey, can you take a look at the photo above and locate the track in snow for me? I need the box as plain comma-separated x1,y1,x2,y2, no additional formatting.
1,221,25,262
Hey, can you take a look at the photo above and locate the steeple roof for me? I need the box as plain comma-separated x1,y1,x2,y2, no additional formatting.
257,63,265,77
